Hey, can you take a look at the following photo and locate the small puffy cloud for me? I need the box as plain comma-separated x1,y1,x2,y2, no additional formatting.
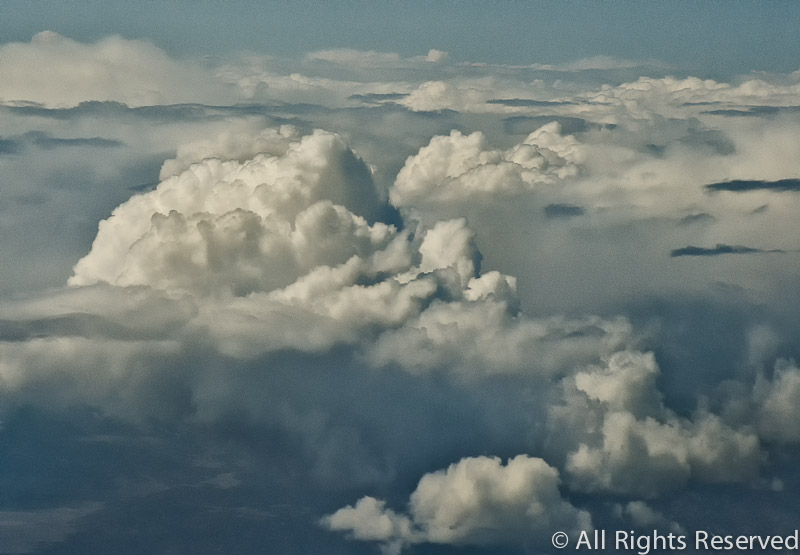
322,455,591,552
321,496,413,554
425,49,448,63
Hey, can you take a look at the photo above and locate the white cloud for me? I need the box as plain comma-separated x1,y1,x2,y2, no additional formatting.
551,352,762,497
0,31,230,107
425,49,448,63
322,455,591,552
69,130,389,293
391,123,583,207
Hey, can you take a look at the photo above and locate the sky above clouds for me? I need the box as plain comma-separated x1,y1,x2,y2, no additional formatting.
2,3,800,555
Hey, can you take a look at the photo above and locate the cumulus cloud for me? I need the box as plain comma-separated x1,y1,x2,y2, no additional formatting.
391,122,583,207
753,360,800,443
64,124,639,376
6,35,800,554
550,351,762,497
322,455,591,553
70,130,389,293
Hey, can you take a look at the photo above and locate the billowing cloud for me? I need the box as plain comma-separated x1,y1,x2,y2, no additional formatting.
69,129,389,294
550,351,762,497
4,32,800,555
753,361,800,443
391,122,583,208
322,455,591,553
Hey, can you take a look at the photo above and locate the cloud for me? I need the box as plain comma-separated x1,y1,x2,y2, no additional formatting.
487,98,578,107
322,455,591,553
5,36,800,554
670,244,784,257
702,106,800,117
0,32,231,107
753,361,800,442
368,302,633,378
0,130,123,154
544,203,585,219
69,130,389,293
347,92,408,105
705,178,800,193
391,122,583,207
0,503,103,553
550,351,762,497
424,49,448,63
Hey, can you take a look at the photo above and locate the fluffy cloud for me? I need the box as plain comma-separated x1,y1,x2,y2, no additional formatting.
550,352,762,497
753,361,800,443
70,130,389,294
5,35,800,554
322,455,591,553
392,122,584,207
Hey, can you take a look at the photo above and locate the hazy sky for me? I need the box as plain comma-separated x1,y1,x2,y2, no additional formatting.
2,1,800,76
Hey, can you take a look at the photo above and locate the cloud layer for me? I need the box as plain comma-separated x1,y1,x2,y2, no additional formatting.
3,32,800,555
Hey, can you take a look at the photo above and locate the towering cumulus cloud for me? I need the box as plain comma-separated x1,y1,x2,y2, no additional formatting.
70,129,389,295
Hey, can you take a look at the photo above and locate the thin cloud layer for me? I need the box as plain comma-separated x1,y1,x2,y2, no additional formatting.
0,31,231,107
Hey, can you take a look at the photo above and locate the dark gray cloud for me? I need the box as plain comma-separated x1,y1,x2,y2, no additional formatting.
702,106,800,117
705,178,800,193
544,203,585,219
670,244,784,257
